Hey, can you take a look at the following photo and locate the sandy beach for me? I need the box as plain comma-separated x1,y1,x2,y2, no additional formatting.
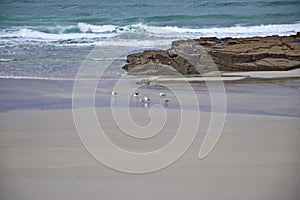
0,77,300,200
1,0,300,199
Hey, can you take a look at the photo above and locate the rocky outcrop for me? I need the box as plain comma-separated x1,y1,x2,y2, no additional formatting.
196,33,300,71
123,33,300,75
123,50,199,75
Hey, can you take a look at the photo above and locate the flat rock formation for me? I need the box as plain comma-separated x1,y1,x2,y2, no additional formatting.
123,50,195,75
123,33,300,75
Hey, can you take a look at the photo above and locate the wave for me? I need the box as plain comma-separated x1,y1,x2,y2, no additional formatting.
0,58,15,62
145,22,300,37
1,22,299,46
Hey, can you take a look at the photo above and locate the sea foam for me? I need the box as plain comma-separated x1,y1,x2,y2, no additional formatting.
1,22,299,46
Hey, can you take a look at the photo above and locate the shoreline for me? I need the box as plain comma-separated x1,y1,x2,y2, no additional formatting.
1,67,300,82
1,77,299,117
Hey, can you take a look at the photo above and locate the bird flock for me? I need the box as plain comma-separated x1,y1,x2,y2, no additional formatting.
111,91,169,107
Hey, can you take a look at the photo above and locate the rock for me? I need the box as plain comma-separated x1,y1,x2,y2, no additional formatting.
136,79,152,85
123,48,199,75
196,37,219,46
204,34,300,71
122,33,300,75
168,49,178,58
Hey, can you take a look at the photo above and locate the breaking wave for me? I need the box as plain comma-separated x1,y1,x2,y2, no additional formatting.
1,22,299,46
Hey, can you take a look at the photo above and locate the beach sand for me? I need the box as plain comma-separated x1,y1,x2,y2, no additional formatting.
0,77,300,199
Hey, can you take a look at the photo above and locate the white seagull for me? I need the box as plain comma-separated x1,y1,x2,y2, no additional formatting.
159,92,167,97
133,92,139,97
144,96,150,102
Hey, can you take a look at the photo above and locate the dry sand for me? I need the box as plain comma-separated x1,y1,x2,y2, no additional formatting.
0,107,299,200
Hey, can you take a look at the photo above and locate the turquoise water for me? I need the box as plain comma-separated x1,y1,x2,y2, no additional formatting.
1,0,300,27
0,0,300,79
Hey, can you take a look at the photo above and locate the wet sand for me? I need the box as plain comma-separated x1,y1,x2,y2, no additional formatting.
0,77,300,199
1,77,299,116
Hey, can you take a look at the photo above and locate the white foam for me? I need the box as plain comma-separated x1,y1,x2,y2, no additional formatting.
0,58,15,62
94,39,173,47
145,22,300,38
77,23,117,33
0,22,299,46
1,28,117,41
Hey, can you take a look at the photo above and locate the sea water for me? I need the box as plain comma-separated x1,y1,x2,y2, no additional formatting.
0,0,300,79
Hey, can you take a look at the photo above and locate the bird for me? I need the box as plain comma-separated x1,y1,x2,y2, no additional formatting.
164,99,169,107
144,96,150,102
159,92,167,97
111,91,117,96
139,99,148,108
133,92,139,97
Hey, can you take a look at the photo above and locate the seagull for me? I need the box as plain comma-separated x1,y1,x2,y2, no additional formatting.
144,96,150,102
133,92,139,97
164,99,169,107
139,99,148,108
111,91,117,96
159,92,167,97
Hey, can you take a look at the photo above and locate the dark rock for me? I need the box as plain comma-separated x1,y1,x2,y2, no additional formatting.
122,48,199,75
203,33,300,71
123,33,300,75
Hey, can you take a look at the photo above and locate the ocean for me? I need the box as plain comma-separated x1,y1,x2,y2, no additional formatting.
1,0,300,79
